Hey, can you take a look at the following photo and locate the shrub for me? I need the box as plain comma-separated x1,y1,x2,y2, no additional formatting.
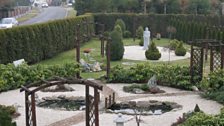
123,84,149,93
145,41,161,60
136,26,144,39
123,30,132,38
115,19,126,34
114,25,122,36
0,105,16,126
110,29,124,61
179,112,224,126
175,42,186,56
169,39,179,50
109,64,193,90
0,63,80,92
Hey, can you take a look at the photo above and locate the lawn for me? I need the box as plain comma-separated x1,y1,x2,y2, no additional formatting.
37,37,191,78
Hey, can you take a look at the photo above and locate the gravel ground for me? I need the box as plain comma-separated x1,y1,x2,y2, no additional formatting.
0,83,223,126
123,46,190,61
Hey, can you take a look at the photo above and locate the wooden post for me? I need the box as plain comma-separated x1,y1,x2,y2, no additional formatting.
109,95,111,107
105,98,108,109
85,85,90,126
200,47,204,80
25,92,29,126
190,45,194,83
133,16,136,41
76,24,81,78
210,47,214,72
94,88,99,126
112,92,115,104
106,37,111,79
100,35,104,57
221,46,224,69
31,93,37,126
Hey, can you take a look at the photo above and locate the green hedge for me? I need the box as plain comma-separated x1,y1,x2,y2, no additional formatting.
94,13,224,44
94,13,173,38
0,15,94,64
0,63,80,92
109,64,196,90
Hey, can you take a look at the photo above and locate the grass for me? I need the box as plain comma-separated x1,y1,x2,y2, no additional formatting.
17,8,40,23
36,37,192,78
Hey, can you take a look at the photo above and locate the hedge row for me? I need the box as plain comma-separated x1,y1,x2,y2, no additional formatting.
94,13,224,43
94,13,172,38
170,16,224,42
108,64,197,90
0,63,80,92
0,15,94,64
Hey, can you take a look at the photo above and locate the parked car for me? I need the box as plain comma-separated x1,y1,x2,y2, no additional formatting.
42,2,49,8
0,17,18,29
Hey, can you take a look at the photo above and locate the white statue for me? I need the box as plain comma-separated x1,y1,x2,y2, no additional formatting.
143,27,151,50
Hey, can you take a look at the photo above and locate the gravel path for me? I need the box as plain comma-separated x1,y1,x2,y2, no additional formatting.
123,46,190,61
0,82,222,126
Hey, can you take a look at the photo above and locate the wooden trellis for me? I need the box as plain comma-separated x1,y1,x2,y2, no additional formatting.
20,77,103,126
190,45,204,83
210,44,224,72
190,39,224,83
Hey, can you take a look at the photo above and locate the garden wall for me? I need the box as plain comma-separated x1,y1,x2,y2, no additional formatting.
0,15,94,64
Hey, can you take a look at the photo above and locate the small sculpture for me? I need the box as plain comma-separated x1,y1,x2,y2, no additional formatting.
143,27,151,50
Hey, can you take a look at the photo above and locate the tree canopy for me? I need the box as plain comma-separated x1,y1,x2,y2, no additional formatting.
75,0,223,15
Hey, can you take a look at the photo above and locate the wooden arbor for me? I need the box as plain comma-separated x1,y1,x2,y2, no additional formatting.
190,39,224,83
20,77,103,126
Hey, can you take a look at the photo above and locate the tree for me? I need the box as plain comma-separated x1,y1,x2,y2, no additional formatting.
160,0,168,14
93,0,111,12
0,0,15,9
188,0,210,15
179,0,189,14
110,28,124,61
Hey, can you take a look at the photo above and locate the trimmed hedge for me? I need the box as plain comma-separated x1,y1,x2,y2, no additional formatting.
94,13,224,44
0,15,94,64
94,13,172,38
0,63,80,92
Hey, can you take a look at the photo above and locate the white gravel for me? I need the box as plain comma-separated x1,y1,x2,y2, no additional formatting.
123,46,190,61
0,84,223,126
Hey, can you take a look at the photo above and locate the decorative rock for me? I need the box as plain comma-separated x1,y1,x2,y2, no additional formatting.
147,75,157,88
91,62,102,72
132,88,144,94
79,106,86,110
154,109,162,115
58,95,66,99
192,86,199,92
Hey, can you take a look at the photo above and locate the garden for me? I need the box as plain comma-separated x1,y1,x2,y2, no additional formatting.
0,0,224,126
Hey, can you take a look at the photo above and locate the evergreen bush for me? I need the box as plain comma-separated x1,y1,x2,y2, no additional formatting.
124,30,131,38
175,42,186,56
169,39,179,50
145,41,161,60
136,26,144,46
114,25,122,36
110,29,124,61
115,19,126,34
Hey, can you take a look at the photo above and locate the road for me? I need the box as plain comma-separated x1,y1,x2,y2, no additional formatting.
20,6,67,25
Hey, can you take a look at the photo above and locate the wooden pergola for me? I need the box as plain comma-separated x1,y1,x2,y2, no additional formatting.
20,77,103,126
